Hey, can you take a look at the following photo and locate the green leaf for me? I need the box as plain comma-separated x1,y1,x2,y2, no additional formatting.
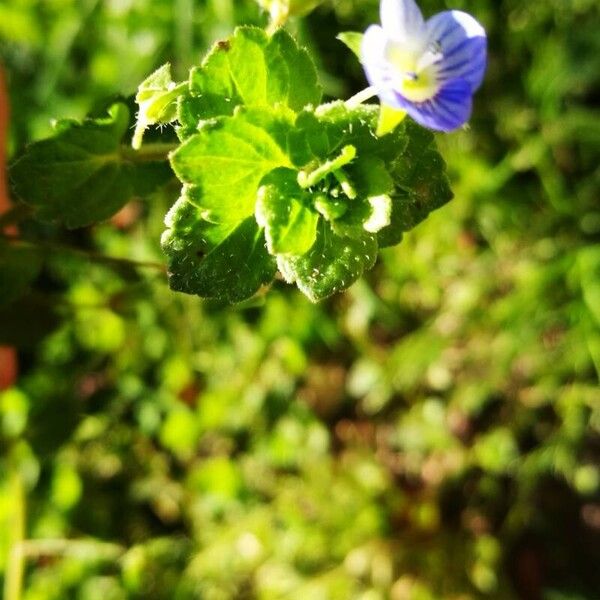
170,106,293,222
289,102,408,167
316,103,408,163
136,64,179,120
378,120,453,247
162,197,276,303
162,192,235,259
256,168,319,255
0,242,43,306
218,27,270,106
277,220,377,302
168,81,452,302
337,32,363,59
10,103,173,228
183,39,242,126
180,26,321,137
350,156,394,198
265,28,322,111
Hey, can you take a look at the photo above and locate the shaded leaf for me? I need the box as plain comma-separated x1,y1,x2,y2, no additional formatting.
10,103,172,228
378,120,453,247
290,102,408,167
162,202,276,303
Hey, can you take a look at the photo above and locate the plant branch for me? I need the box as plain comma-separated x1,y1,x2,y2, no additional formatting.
120,142,179,163
1,235,167,274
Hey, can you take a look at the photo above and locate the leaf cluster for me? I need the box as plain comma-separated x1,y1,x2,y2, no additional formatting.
8,26,452,303
162,27,452,302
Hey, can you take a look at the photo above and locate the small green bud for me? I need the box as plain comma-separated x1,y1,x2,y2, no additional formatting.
132,64,187,149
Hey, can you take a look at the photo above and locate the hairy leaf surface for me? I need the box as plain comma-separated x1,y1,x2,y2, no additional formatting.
278,220,377,302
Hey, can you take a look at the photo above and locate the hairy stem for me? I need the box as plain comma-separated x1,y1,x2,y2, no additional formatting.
298,145,356,189
345,86,378,108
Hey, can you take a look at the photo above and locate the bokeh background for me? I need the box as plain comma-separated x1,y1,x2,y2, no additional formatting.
1,0,599,598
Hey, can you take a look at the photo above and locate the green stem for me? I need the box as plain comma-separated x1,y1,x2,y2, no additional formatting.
1,235,167,274
122,142,179,163
297,145,356,189
4,472,25,600
333,169,357,199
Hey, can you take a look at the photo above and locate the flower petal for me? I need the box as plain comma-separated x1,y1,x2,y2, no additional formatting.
426,10,487,91
380,0,425,46
361,25,403,108
393,78,473,132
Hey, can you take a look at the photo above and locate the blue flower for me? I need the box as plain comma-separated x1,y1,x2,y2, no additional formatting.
360,0,487,132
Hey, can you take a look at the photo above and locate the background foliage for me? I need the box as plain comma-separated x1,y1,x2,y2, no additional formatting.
1,0,599,598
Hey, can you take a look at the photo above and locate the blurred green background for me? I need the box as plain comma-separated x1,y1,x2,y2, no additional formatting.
1,0,599,598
